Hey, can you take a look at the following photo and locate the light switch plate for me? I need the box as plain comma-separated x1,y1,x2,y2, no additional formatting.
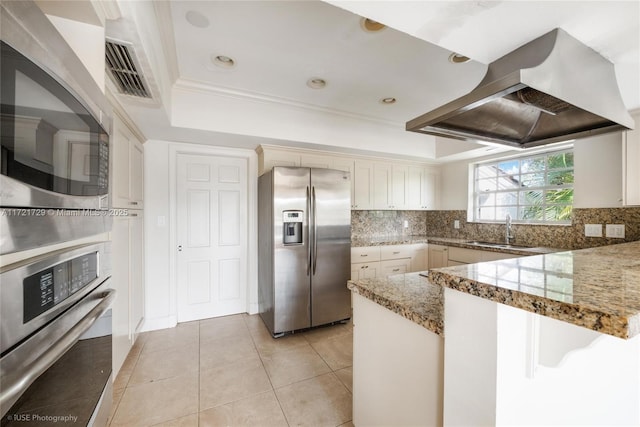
606,224,625,238
585,224,602,237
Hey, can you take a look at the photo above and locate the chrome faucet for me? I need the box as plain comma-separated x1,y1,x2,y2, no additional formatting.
505,213,514,244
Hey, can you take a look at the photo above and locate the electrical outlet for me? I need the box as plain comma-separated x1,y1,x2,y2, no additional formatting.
605,224,625,239
585,224,602,237
454,220,460,229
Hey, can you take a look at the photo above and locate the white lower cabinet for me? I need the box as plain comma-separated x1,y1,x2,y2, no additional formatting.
112,212,144,377
351,243,427,280
380,258,411,276
351,262,381,280
428,245,449,269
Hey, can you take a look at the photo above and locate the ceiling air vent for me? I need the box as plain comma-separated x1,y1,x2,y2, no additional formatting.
105,40,151,98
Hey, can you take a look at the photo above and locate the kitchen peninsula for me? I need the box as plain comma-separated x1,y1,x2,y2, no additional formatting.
348,240,640,426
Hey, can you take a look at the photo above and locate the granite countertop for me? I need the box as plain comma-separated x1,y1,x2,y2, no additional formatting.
351,235,558,256
347,272,444,336
429,241,640,339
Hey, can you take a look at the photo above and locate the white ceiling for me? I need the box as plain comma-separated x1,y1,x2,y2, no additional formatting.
105,0,640,162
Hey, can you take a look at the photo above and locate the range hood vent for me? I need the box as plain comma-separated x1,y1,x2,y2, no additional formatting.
406,28,634,149
105,39,151,98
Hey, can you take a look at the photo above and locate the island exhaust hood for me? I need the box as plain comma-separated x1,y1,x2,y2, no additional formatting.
406,28,634,149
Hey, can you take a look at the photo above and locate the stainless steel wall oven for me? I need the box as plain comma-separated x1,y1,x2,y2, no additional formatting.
1,3,116,425
0,242,115,426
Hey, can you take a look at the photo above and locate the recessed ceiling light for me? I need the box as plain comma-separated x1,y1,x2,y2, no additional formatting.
448,52,471,64
381,97,397,104
306,78,327,89
185,10,209,28
360,17,386,33
211,55,235,68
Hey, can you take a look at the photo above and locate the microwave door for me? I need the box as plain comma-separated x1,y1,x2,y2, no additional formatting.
0,41,109,210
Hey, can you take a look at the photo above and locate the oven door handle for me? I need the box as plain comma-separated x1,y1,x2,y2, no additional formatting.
0,288,116,411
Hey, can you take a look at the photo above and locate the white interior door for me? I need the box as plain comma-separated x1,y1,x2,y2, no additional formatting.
176,153,248,322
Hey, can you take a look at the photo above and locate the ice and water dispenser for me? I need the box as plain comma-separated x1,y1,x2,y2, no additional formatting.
283,210,303,245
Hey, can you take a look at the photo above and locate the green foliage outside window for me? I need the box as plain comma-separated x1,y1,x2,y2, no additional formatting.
474,149,574,224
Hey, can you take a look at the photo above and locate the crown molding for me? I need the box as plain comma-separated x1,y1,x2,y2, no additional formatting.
152,0,179,85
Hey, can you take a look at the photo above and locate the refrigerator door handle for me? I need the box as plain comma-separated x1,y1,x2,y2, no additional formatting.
312,186,318,275
306,186,311,276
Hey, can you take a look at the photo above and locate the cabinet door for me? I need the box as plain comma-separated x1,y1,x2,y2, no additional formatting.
129,141,144,208
111,122,131,209
111,215,131,376
111,116,144,209
129,212,144,338
300,154,332,169
373,163,391,209
428,245,449,269
391,165,408,210
333,159,355,209
261,150,300,173
623,112,640,206
353,161,374,210
409,245,428,272
407,166,425,210
352,261,381,279
422,170,438,209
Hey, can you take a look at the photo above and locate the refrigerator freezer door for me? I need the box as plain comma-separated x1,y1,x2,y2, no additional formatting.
310,168,352,326
272,167,312,334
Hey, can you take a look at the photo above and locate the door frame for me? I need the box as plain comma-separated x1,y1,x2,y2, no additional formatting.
168,144,258,323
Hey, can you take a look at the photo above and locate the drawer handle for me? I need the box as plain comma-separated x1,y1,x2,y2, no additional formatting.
392,251,400,254
392,268,400,272
360,254,368,257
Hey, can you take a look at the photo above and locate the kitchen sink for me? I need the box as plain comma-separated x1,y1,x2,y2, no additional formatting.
465,240,532,249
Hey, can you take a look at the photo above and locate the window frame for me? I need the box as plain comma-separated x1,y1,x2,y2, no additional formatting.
470,148,574,225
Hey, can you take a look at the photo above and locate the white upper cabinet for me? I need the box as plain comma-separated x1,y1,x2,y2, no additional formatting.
373,163,409,210
111,114,144,209
354,161,374,210
257,146,439,210
623,111,640,206
391,165,409,210
408,166,438,210
373,163,391,209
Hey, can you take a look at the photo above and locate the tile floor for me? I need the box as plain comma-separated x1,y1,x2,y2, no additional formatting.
108,314,354,427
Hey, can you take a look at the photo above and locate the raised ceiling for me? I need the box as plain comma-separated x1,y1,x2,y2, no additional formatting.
105,0,640,162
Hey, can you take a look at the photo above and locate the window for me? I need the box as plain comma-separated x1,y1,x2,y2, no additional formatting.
473,149,574,224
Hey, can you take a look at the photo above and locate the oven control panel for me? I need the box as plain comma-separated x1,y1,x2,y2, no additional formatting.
23,252,98,323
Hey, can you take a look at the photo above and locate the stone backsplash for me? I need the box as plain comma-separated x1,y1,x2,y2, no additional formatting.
351,210,427,238
352,207,640,250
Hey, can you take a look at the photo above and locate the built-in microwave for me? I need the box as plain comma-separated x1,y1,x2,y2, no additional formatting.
0,40,109,210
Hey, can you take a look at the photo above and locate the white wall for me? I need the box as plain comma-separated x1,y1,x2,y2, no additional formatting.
439,132,625,211
143,139,258,331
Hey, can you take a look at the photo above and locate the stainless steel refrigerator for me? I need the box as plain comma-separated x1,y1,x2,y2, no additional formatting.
258,167,351,337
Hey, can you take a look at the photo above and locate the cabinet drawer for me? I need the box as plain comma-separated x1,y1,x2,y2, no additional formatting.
352,246,381,262
447,247,484,264
380,245,413,260
380,259,411,276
